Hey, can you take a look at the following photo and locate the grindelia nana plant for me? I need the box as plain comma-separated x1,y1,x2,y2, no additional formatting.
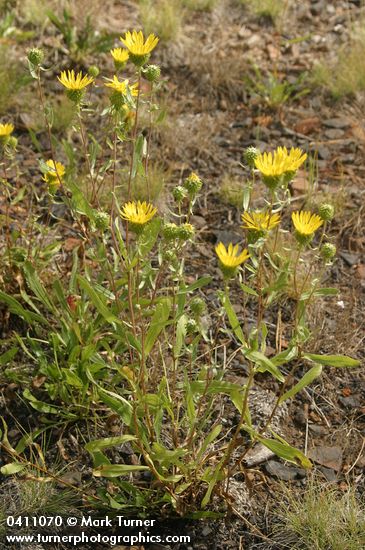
0,33,360,517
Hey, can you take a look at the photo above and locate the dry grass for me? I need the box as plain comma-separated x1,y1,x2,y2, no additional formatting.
314,25,365,98
271,477,365,550
138,0,184,42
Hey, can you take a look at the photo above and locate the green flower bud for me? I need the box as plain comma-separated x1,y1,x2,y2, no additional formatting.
186,318,198,335
190,297,206,317
172,185,187,203
176,223,195,241
243,146,259,168
183,172,202,198
162,249,178,267
143,64,161,82
28,47,44,66
6,136,18,150
88,65,99,78
94,211,110,231
163,222,180,240
318,203,335,222
321,242,336,261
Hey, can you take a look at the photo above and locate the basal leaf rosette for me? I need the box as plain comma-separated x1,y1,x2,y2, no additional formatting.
255,146,307,190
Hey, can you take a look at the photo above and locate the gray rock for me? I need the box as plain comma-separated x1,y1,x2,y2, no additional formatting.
265,460,304,481
324,128,345,139
308,445,343,471
323,118,350,129
339,251,359,266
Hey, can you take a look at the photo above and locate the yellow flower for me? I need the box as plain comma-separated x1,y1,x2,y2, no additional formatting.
120,30,159,65
292,210,323,240
254,146,307,189
104,76,138,96
58,70,94,90
215,242,249,277
120,201,157,233
0,123,14,138
110,47,129,67
241,211,280,232
43,160,65,189
58,70,94,103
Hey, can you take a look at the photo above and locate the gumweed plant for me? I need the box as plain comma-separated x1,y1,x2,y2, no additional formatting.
0,31,360,518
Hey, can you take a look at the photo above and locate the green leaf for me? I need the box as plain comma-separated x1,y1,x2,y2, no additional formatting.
247,351,285,382
93,464,149,477
190,380,243,396
259,438,312,468
300,287,339,300
240,283,258,297
1,462,26,475
303,353,360,368
279,364,322,403
177,276,212,295
138,217,161,258
271,346,298,367
0,347,18,366
98,388,133,426
23,389,76,417
145,298,171,356
219,291,246,345
174,314,187,358
197,424,222,460
85,435,137,453
77,276,120,325
0,291,46,325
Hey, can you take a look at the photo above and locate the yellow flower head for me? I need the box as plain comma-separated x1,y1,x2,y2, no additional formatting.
104,76,138,96
58,70,94,90
255,146,307,189
120,30,159,65
43,160,65,188
215,242,249,277
0,123,14,138
110,47,129,66
241,211,280,232
292,211,323,237
120,201,157,233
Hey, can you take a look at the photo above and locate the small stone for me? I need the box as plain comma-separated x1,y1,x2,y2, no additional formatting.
317,146,331,160
338,395,361,409
265,460,302,481
324,128,345,139
308,424,328,435
308,445,343,471
323,118,350,129
339,251,359,266
318,465,337,482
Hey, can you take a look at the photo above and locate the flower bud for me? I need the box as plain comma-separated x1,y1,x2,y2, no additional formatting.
183,172,202,198
88,65,99,78
243,146,259,168
143,64,161,82
190,297,206,317
172,185,187,203
186,318,198,335
177,223,194,241
94,211,110,231
163,222,180,240
318,203,335,222
6,136,18,150
28,47,44,66
321,242,336,261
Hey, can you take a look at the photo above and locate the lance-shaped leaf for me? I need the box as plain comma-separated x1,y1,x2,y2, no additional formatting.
279,364,322,403
145,298,171,356
303,353,360,368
